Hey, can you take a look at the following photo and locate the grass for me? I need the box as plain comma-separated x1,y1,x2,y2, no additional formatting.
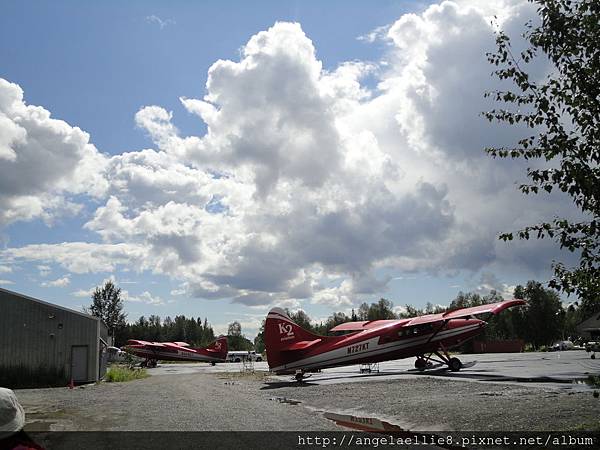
104,366,149,382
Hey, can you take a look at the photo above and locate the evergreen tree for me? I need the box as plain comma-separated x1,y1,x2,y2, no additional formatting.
89,280,126,344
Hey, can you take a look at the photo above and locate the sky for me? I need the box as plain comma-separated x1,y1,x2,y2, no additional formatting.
0,0,580,338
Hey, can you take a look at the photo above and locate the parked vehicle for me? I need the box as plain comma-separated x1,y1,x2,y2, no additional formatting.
551,340,574,351
226,351,263,362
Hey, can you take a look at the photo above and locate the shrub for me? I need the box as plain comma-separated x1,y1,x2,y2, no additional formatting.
104,366,148,382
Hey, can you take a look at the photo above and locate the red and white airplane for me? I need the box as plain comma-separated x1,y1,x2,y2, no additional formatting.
265,299,525,381
123,336,228,367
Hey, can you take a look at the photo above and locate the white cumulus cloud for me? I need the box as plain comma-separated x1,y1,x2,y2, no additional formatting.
0,1,580,311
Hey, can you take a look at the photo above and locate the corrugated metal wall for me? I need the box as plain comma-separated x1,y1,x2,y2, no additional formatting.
0,288,102,384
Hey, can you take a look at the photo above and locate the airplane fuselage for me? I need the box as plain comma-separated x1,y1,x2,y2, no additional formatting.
124,345,224,363
269,318,484,374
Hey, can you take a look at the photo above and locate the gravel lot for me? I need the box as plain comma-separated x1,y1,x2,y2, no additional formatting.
14,370,600,432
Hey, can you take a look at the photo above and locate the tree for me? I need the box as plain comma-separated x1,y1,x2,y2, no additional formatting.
288,310,315,332
516,281,563,348
89,280,126,344
227,321,252,350
367,298,396,320
357,302,370,321
316,312,350,335
449,292,484,310
227,321,242,337
484,0,600,306
254,320,265,354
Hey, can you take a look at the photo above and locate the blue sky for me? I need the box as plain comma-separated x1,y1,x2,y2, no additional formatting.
0,0,575,337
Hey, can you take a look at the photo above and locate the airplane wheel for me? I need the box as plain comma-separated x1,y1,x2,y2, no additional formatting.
211,362,216,366
448,357,462,372
415,359,427,371
592,354,596,360
149,360,157,368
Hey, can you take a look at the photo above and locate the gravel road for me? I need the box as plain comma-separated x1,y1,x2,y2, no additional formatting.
14,371,599,432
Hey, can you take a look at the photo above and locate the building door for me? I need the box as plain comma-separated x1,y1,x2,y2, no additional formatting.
71,345,88,382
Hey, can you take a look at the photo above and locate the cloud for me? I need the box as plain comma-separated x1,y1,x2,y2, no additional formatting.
37,265,51,276
0,1,581,311
3,243,147,274
0,279,14,285
41,275,71,287
471,272,516,299
72,288,93,298
178,22,343,197
123,290,164,305
145,15,175,29
0,78,108,226
357,25,390,43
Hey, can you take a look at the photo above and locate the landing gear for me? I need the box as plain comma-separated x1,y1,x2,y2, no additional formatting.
414,357,428,371
448,357,462,372
416,345,463,372
211,362,216,366
293,370,312,383
143,359,157,368
592,353,596,360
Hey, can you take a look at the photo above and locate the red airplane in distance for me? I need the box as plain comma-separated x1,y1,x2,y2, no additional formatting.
265,299,525,381
123,336,228,367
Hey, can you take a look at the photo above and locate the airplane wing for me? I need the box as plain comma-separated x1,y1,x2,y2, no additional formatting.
140,342,167,349
163,342,189,350
442,299,526,319
329,319,406,333
405,299,526,326
127,339,152,346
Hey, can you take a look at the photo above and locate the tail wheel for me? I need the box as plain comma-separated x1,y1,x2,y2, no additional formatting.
448,357,462,372
294,370,313,382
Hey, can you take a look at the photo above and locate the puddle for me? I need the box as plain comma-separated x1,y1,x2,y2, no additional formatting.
269,396,302,405
323,412,462,449
324,412,405,432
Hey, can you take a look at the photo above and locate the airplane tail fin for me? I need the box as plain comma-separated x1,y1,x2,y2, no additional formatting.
206,335,228,360
265,308,323,371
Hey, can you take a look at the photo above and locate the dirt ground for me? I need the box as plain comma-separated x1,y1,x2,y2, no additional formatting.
14,371,600,432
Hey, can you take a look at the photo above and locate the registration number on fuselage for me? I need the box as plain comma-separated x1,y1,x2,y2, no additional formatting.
347,342,369,354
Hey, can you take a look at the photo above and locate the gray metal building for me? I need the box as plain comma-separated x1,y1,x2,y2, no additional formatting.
0,287,108,388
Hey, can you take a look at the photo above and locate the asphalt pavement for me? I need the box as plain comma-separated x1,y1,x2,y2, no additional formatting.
150,350,599,390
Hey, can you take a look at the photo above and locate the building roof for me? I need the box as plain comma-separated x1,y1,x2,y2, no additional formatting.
0,287,100,322
577,311,600,332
